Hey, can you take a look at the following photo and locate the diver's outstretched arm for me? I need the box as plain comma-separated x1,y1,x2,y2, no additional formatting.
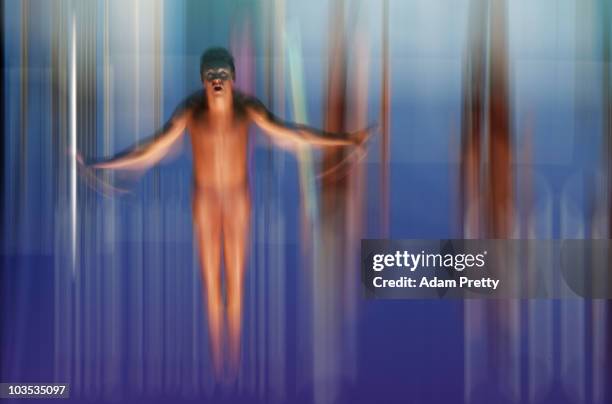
87,98,192,171
245,96,370,147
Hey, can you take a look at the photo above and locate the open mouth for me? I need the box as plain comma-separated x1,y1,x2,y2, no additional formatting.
213,85,223,92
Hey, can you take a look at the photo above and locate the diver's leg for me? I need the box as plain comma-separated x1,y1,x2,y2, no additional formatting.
193,191,223,379
222,186,251,377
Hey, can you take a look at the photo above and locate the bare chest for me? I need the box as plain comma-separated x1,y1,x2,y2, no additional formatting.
188,112,250,144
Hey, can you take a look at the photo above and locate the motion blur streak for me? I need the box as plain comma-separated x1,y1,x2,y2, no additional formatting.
459,1,612,403
599,1,612,402
380,0,390,236
308,2,369,404
460,1,519,401
70,13,76,273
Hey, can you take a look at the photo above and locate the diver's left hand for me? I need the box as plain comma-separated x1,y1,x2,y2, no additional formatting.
348,124,377,146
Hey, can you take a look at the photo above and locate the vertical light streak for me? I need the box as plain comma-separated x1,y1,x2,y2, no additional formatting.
271,9,287,392
12,0,29,254
462,0,518,401
462,6,486,402
487,0,512,238
259,10,274,393
131,0,144,393
19,0,29,230
598,1,611,402
134,0,140,145
153,0,162,198
273,0,285,120
70,13,77,274
380,0,390,236
52,0,60,382
286,37,318,392
287,27,318,226
315,0,367,401
344,23,369,383
70,9,81,393
0,0,5,250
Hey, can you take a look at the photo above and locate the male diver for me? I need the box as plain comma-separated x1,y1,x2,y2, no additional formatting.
83,47,368,381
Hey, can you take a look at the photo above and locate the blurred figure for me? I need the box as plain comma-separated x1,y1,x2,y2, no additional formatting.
82,47,368,382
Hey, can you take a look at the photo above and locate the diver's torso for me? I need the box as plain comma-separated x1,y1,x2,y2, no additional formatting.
187,98,250,192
